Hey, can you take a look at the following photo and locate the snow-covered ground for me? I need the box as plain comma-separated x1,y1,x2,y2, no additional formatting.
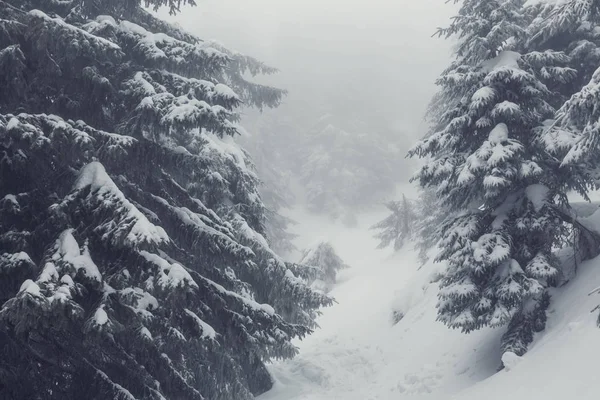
258,206,600,400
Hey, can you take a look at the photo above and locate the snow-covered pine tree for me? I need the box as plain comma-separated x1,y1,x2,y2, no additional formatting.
371,195,417,251
297,241,349,293
528,0,600,194
409,0,577,359
530,1,600,324
0,1,331,399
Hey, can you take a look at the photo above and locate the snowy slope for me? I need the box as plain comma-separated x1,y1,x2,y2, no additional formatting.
258,206,600,400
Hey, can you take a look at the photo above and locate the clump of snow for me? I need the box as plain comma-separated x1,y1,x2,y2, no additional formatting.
214,83,239,100
492,101,521,118
140,251,198,289
74,162,169,246
139,326,153,340
61,274,74,286
93,306,109,326
488,123,509,144
19,279,41,297
0,252,33,270
481,51,521,72
502,351,522,372
38,262,59,283
74,161,116,191
2,194,19,206
525,184,550,211
54,229,102,282
184,309,217,339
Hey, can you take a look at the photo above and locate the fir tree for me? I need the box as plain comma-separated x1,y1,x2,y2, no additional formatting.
371,195,417,251
297,241,349,293
0,1,331,399
410,0,578,358
531,0,600,325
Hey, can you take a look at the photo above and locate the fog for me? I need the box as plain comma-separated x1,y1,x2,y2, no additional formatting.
163,0,454,135
160,0,456,221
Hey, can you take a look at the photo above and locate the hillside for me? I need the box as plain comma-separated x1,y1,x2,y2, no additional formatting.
258,207,600,400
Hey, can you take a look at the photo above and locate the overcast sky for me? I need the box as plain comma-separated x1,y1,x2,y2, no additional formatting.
162,0,455,138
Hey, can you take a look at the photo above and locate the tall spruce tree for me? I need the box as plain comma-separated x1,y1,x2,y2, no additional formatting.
0,1,331,399
409,0,579,359
532,0,600,323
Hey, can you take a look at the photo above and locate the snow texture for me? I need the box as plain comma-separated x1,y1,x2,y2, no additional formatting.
258,205,600,400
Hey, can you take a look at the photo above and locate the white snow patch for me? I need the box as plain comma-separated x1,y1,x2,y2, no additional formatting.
184,309,217,339
139,326,153,340
501,351,522,372
139,251,198,289
482,51,521,72
93,306,109,326
2,194,18,205
56,229,102,282
488,123,509,144
525,184,550,211
19,279,41,297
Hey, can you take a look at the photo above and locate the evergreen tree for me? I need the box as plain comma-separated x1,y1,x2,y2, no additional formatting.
531,0,600,325
0,1,331,399
297,241,349,293
409,0,578,359
371,195,417,251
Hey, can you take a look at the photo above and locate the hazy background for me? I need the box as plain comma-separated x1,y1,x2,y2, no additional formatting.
159,0,456,225
162,0,453,135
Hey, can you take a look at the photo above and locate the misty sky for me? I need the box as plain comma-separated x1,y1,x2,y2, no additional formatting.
162,0,455,138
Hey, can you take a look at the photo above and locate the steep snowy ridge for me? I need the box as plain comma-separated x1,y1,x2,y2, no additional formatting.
259,207,600,400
